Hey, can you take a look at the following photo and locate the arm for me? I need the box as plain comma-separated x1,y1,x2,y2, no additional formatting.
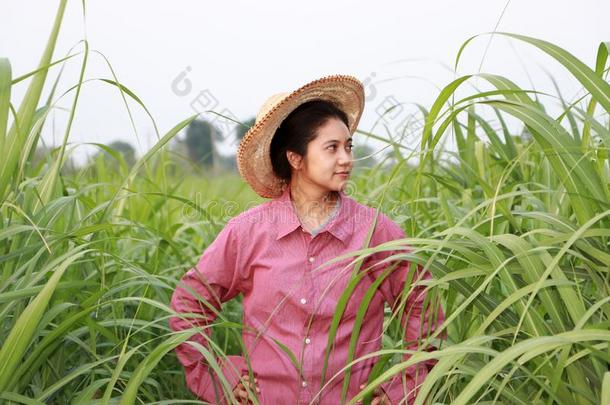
370,215,445,405
169,220,248,404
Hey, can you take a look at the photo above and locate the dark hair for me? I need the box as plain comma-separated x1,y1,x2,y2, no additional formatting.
270,99,349,182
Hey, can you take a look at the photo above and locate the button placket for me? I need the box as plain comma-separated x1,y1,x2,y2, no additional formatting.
299,247,316,398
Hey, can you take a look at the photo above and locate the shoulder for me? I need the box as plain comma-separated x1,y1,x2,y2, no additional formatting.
372,211,406,246
344,195,405,242
341,193,379,224
225,199,275,231
377,211,405,238
208,201,273,253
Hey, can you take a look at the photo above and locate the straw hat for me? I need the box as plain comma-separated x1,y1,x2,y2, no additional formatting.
237,74,365,199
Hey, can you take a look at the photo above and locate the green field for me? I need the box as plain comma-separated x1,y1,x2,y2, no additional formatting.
1,1,609,404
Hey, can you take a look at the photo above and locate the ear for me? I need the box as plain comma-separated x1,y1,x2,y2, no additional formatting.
286,150,303,171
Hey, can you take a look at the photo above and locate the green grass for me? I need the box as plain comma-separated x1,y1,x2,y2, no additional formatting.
1,2,609,404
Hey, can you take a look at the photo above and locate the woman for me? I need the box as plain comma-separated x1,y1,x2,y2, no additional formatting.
169,75,444,404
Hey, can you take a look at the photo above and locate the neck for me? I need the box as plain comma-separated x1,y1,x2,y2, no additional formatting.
289,181,339,221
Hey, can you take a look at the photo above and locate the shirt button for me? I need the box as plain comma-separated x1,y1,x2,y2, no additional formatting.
302,380,308,388
308,256,315,263
300,298,307,305
305,337,311,344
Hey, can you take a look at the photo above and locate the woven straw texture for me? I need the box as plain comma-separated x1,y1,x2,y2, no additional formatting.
237,74,365,198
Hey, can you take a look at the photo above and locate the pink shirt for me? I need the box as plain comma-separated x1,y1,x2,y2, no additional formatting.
169,187,444,404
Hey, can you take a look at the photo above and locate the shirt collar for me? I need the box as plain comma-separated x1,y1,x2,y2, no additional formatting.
273,186,352,245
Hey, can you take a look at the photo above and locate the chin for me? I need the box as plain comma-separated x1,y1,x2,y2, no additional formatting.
324,184,341,193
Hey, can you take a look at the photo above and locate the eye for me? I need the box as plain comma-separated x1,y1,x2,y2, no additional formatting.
327,143,353,151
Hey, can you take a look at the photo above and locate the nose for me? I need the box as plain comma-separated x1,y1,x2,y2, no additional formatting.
337,147,352,166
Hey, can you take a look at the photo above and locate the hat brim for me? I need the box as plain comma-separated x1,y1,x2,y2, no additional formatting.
237,74,365,199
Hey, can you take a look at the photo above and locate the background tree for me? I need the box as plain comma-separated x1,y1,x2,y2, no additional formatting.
185,119,217,169
235,117,255,143
105,140,136,167
352,143,378,168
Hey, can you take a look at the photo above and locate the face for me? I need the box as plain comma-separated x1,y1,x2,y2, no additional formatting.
287,117,354,193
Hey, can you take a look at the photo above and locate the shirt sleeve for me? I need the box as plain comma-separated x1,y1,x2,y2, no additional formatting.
169,219,249,404
369,213,446,405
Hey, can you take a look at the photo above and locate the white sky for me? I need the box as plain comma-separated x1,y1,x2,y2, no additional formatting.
1,1,608,164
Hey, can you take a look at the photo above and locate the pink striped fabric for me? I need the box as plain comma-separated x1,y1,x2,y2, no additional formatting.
169,187,444,404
